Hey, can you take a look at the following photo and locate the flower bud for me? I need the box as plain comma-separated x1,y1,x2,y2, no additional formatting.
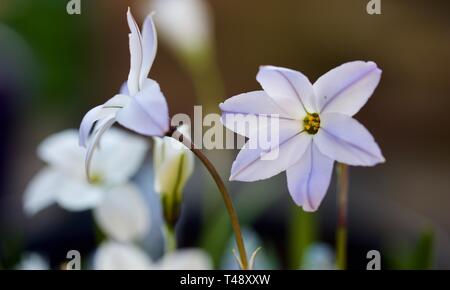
150,0,212,55
153,125,194,227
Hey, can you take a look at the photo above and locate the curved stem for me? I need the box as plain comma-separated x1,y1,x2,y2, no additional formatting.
336,163,349,270
170,128,248,270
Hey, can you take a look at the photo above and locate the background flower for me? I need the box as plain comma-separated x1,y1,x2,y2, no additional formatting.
93,241,212,270
23,129,148,214
94,184,151,243
153,125,194,226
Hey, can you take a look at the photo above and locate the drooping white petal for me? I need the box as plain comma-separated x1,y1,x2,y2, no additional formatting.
38,130,85,178
93,241,153,270
230,120,311,182
120,81,129,95
94,184,150,242
116,79,169,136
85,116,116,180
93,129,148,184
256,66,316,119
286,142,334,212
140,13,157,89
127,8,143,96
220,90,296,137
156,249,212,270
79,105,103,148
79,94,130,148
23,168,59,215
314,113,385,166
314,61,382,116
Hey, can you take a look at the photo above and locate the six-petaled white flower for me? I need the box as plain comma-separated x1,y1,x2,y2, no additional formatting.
79,8,169,180
220,61,385,211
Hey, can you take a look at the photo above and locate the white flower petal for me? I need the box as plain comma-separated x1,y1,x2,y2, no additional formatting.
314,113,385,166
230,121,311,181
93,129,148,184
314,61,382,116
256,65,316,118
79,94,130,148
151,0,212,53
220,90,296,137
94,184,150,242
156,249,212,270
140,13,157,88
23,168,59,215
79,105,103,148
85,115,116,180
116,79,169,136
38,130,85,178
127,8,143,96
286,143,334,212
54,176,104,211
94,241,153,270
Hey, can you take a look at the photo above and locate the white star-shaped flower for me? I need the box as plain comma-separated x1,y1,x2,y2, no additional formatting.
220,61,385,211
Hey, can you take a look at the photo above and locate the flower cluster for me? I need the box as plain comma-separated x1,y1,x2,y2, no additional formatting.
22,5,385,270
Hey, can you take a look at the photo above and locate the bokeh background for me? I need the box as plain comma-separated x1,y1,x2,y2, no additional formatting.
1,0,450,269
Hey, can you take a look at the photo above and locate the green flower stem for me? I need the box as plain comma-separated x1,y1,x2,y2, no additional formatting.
336,163,349,270
164,224,176,254
169,128,248,270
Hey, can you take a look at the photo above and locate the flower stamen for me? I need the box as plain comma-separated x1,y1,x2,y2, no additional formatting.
303,113,320,134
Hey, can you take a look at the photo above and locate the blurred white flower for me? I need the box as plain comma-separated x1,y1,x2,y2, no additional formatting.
16,253,49,270
156,249,212,270
94,184,150,242
23,129,148,214
153,125,194,226
79,8,169,180
94,241,153,270
93,241,212,270
150,0,212,54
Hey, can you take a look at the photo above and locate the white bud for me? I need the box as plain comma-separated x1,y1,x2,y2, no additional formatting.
153,125,194,225
150,0,212,54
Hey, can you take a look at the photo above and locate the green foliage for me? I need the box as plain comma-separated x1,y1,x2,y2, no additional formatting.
387,228,435,270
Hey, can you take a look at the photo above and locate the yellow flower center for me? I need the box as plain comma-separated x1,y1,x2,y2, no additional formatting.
303,113,320,134
89,173,103,184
